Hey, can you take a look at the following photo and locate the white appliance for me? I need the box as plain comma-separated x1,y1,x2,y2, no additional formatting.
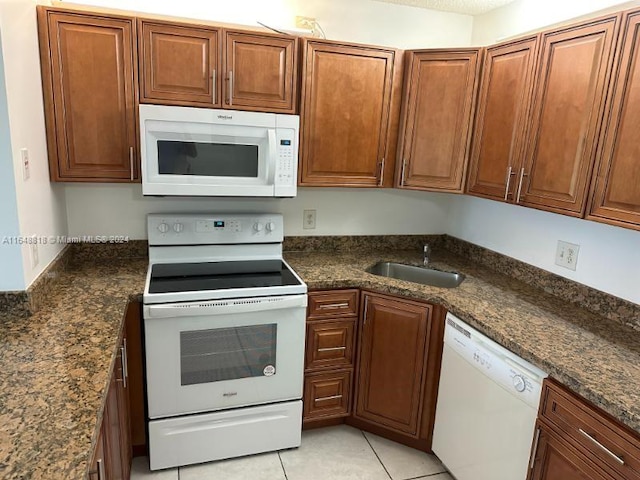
432,313,548,480
140,105,299,197
143,213,307,470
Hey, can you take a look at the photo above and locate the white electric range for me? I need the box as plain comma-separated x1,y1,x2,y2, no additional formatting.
143,213,307,471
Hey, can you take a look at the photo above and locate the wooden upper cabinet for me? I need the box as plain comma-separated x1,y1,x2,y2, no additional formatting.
354,292,431,436
467,37,538,201
588,10,640,231
397,49,480,193
224,30,298,113
139,20,220,107
38,8,139,182
299,40,398,187
519,15,621,216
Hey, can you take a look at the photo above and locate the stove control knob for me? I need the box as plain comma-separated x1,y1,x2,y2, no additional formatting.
173,223,184,233
253,222,264,232
157,223,169,234
513,374,527,393
265,221,276,232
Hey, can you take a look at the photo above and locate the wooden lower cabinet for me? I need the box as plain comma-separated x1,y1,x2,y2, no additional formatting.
528,379,640,480
88,425,107,480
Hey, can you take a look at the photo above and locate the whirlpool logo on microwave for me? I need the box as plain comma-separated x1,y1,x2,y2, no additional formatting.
217,115,233,120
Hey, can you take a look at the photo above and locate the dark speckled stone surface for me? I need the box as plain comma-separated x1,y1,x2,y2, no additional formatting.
0,237,638,479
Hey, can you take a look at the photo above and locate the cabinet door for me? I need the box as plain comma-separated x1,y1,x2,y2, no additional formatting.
117,336,132,479
224,31,297,113
519,16,620,216
529,424,613,480
38,9,138,182
104,367,125,479
467,37,538,201
355,293,431,436
398,49,480,193
88,425,106,480
139,21,220,107
588,10,640,231
300,41,396,186
125,301,146,456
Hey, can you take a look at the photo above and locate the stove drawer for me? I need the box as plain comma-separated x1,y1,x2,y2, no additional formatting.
305,319,356,370
308,290,358,319
303,369,352,421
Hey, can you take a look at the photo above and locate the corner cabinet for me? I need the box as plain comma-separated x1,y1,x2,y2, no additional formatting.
466,37,539,201
528,379,640,480
37,7,139,182
349,291,445,450
588,9,640,231
299,40,401,187
397,49,480,193
518,15,620,216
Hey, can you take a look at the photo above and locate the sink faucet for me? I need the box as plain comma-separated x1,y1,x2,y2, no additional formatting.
423,244,431,266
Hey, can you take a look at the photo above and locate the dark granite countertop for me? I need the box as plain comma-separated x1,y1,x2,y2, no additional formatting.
0,245,638,479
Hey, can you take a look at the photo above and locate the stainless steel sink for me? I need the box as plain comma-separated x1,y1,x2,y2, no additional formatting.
367,262,465,288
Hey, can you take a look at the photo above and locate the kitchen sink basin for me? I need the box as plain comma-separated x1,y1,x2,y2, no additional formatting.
367,262,465,288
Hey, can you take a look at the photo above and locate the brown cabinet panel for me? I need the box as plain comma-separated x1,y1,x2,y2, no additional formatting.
520,16,620,215
467,37,539,201
224,31,297,113
355,292,431,436
589,10,640,230
139,21,220,107
299,40,396,186
529,423,613,480
88,425,106,480
308,290,359,319
303,370,352,421
306,319,356,371
398,49,480,193
38,8,138,182
125,301,146,456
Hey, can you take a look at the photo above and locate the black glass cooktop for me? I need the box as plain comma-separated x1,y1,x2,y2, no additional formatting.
148,260,302,294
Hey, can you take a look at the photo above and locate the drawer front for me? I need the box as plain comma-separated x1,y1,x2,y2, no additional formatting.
306,319,356,371
303,370,352,421
308,290,358,319
540,380,640,480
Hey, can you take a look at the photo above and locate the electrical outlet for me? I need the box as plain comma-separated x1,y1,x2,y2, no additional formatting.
30,237,39,268
295,16,316,29
555,240,579,271
303,209,316,229
21,148,30,181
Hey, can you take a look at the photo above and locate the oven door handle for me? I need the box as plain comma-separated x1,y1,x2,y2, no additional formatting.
145,294,308,319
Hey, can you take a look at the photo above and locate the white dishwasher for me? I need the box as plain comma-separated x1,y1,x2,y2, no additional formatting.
432,313,547,480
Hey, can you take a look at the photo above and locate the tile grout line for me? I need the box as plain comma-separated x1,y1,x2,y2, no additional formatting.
277,451,289,480
360,430,393,480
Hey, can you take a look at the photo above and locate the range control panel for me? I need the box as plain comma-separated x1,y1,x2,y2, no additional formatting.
148,213,284,246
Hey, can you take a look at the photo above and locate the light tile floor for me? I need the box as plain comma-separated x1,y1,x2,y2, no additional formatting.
131,425,453,480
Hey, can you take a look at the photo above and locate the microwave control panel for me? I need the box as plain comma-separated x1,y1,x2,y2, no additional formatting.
276,128,297,188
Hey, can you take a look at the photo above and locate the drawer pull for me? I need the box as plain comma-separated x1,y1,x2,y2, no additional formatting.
316,394,343,402
579,428,625,465
318,302,349,309
317,346,347,352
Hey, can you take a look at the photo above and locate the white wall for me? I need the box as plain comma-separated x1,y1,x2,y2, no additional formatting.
0,33,25,291
447,195,640,304
65,185,450,238
472,0,640,45
0,0,68,288
64,0,473,48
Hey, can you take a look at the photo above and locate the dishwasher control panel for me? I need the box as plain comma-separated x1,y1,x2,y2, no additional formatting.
444,314,548,408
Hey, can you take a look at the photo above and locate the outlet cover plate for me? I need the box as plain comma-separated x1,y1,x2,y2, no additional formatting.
555,240,579,271
303,209,316,230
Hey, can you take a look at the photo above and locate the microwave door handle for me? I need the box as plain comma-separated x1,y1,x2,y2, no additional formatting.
268,129,277,183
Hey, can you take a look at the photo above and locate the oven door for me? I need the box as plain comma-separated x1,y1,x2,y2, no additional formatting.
140,106,278,197
144,294,306,419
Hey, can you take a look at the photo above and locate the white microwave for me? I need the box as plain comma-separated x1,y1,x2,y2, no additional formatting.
139,105,299,197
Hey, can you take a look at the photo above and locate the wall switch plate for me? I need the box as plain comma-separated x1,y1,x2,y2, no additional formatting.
30,237,39,268
555,240,579,271
21,148,30,180
303,209,316,229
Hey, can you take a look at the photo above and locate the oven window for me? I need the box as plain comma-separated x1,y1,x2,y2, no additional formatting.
180,324,277,385
157,140,259,177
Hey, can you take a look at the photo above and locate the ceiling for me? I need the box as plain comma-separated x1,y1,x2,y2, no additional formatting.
372,0,518,15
